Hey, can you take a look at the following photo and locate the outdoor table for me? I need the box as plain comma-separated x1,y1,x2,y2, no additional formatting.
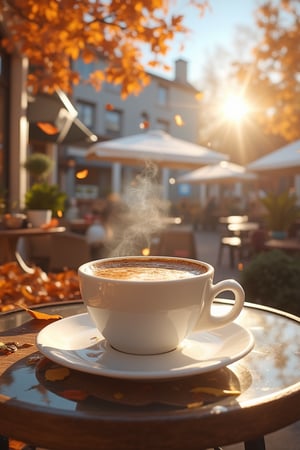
219,215,249,225
227,222,260,234
264,238,300,253
0,299,299,450
0,226,66,265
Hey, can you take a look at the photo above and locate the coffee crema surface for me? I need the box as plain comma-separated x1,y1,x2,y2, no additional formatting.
92,260,206,281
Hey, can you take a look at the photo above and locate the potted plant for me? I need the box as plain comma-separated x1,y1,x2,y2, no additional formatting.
23,152,53,180
24,153,66,226
260,191,299,239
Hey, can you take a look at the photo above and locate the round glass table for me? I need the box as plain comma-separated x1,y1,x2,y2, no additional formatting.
0,300,299,450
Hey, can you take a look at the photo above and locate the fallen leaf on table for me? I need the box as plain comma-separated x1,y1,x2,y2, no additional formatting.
41,218,59,229
45,367,70,381
60,389,88,401
18,304,62,320
9,438,28,450
37,359,242,409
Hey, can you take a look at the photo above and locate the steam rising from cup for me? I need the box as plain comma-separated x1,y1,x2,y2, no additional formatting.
106,162,169,257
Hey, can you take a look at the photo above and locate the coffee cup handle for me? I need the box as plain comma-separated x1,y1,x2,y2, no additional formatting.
198,279,245,330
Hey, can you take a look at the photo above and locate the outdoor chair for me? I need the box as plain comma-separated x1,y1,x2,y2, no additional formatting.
217,236,244,268
217,226,266,268
153,226,197,259
48,232,91,272
18,235,52,271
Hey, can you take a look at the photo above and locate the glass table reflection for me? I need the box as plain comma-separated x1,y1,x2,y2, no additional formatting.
0,300,299,450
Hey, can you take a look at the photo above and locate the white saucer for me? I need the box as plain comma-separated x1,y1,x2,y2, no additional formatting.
36,313,254,380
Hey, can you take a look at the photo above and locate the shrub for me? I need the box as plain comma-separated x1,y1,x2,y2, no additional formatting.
25,183,66,215
241,250,300,316
23,153,53,181
260,191,299,233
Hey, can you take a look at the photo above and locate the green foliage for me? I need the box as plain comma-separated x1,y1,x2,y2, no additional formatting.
241,250,300,316
23,153,53,181
260,191,299,232
25,183,66,214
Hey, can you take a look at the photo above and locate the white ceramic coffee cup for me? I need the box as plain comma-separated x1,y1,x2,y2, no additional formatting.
78,256,245,355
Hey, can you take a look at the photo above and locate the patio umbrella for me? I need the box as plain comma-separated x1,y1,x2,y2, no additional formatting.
86,129,228,169
176,161,257,184
247,139,300,174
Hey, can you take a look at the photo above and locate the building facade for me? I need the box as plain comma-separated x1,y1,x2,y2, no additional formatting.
63,58,202,205
73,58,200,141
1,43,203,216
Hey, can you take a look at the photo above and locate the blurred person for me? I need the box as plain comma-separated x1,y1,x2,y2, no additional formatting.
86,212,107,259
202,196,218,231
65,198,79,221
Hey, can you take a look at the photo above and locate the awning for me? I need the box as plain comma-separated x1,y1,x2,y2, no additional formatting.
86,129,228,170
176,161,257,184
28,89,98,146
247,139,300,174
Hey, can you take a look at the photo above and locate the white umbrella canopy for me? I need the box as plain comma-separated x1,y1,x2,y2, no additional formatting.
176,161,257,184
86,129,228,169
247,139,300,174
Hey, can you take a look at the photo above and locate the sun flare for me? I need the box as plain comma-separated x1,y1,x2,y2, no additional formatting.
221,94,250,122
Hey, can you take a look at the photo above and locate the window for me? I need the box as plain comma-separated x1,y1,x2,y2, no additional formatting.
157,85,168,106
77,101,95,129
104,109,122,137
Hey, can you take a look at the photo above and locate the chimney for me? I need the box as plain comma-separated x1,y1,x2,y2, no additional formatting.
175,59,188,84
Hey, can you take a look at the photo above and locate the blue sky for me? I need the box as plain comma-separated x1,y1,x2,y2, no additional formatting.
149,0,260,84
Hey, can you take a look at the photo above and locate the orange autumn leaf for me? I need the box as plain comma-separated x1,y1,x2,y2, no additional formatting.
18,304,63,321
0,262,81,313
8,439,28,450
105,103,114,111
20,286,35,302
61,389,89,401
40,218,59,229
45,367,70,381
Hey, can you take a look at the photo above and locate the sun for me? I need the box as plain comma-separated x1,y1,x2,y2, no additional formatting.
221,94,250,122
